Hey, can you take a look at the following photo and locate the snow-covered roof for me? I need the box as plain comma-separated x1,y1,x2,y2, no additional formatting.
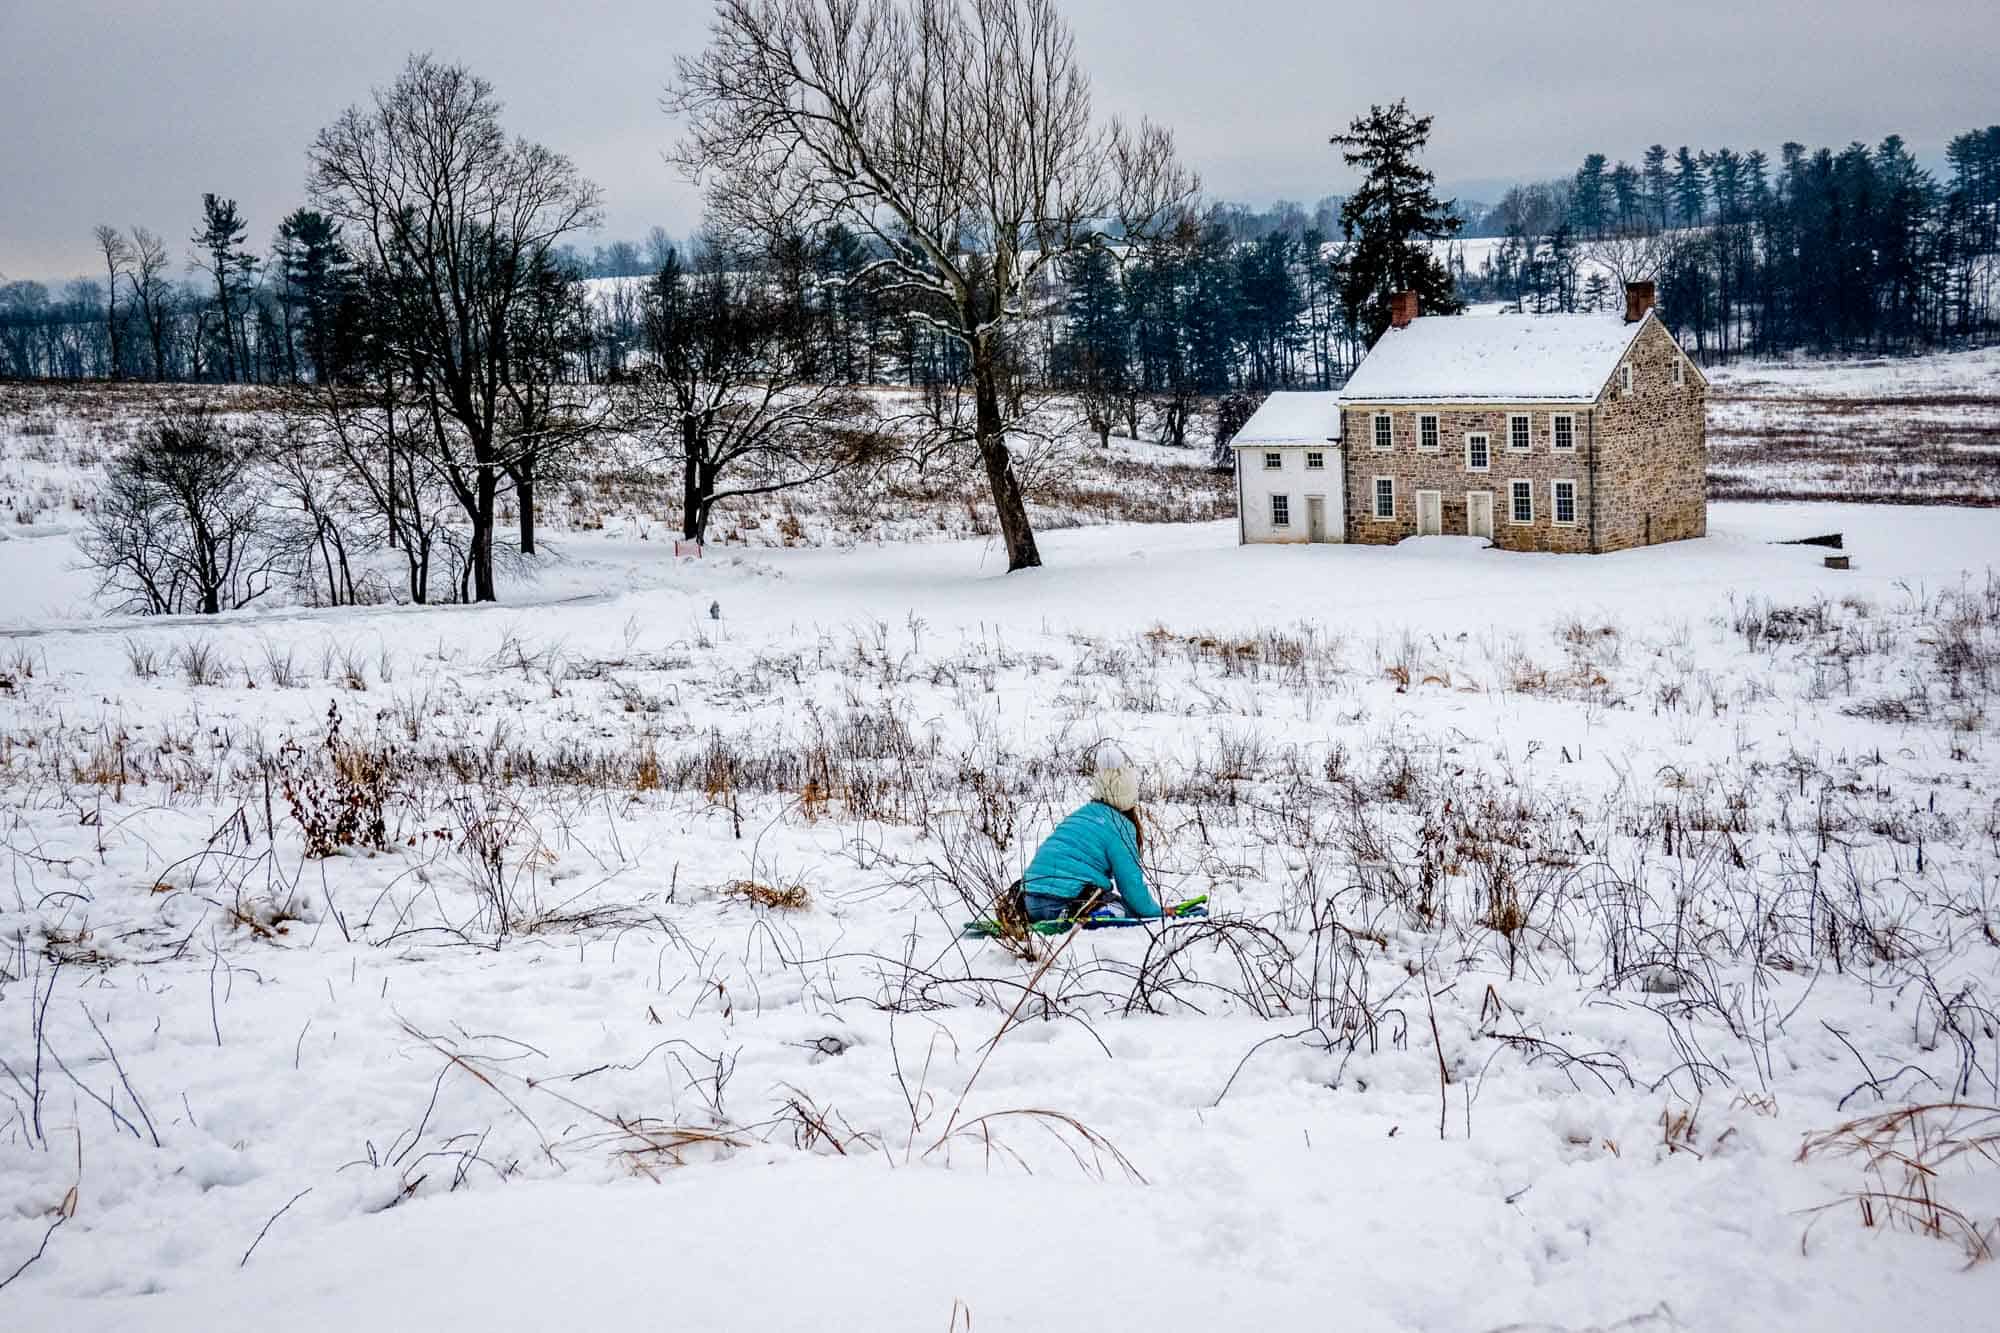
1229,391,1343,446
1339,313,1650,404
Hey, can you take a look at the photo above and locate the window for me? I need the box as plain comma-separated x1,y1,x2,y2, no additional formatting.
1372,413,1393,451
1552,414,1575,452
1510,479,1534,524
1552,479,1577,525
1673,358,1685,387
1620,364,1634,395
1373,477,1395,519
1419,414,1440,451
1305,450,1325,470
1507,413,1531,452
1465,432,1490,472
1271,494,1290,526
1263,452,1282,470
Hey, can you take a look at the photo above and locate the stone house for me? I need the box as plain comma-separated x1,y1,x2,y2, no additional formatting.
1234,284,1707,553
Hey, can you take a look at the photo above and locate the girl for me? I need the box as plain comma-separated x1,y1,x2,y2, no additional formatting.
1021,743,1163,923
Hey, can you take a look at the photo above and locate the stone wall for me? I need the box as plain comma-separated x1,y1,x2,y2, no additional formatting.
1336,403,1600,553
1592,317,1708,550
1336,314,1707,554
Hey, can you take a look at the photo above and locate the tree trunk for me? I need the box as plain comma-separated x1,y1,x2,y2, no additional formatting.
681,418,706,541
516,464,537,555
471,467,498,602
972,346,1040,572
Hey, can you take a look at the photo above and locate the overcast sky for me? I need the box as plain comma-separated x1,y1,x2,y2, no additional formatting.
3,0,1995,281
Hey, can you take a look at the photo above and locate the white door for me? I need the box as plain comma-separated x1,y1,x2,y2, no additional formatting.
1306,496,1326,542
1467,491,1494,539
1416,490,1442,537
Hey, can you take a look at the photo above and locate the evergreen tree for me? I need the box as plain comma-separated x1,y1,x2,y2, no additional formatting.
1060,244,1127,386
1642,145,1671,231
1671,147,1707,227
1329,100,1463,341
1609,161,1641,234
192,194,256,382
274,208,357,384
1571,153,1609,237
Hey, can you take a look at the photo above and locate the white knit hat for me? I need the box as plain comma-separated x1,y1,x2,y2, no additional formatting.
1090,741,1140,811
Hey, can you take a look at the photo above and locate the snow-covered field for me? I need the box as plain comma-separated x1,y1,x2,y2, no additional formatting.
4,379,2000,1329
1708,345,2000,506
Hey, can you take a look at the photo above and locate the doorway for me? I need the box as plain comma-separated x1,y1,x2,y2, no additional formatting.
1306,495,1327,543
1467,491,1494,539
1416,489,1442,537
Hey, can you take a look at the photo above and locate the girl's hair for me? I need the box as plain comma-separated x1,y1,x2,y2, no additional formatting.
1113,802,1144,855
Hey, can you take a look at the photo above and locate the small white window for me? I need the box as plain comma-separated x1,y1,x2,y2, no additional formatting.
1552,414,1575,452
1510,479,1534,524
1264,452,1282,470
1271,494,1290,526
1620,364,1634,395
1305,450,1325,470
1673,358,1685,387
1373,477,1395,519
1465,432,1490,472
1552,479,1577,526
1507,414,1531,452
1372,413,1393,451
1418,414,1440,451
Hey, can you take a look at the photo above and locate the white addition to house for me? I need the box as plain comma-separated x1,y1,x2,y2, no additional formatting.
1229,391,1344,544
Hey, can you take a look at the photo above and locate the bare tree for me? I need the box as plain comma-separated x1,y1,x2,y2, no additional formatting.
82,405,280,615
128,228,174,380
628,242,877,542
668,0,1194,571
93,226,133,379
307,54,602,601
1582,232,1670,292
285,380,465,604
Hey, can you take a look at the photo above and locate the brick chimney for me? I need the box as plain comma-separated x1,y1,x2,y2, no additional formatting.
1389,291,1419,329
1624,281,1656,324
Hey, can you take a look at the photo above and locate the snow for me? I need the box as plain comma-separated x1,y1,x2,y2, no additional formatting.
1340,313,1649,404
1228,390,1343,445
5,379,2000,1330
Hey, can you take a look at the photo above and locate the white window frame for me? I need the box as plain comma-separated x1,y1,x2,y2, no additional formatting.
1673,357,1685,387
1263,451,1283,471
1508,478,1535,525
1372,476,1395,520
1552,413,1576,452
1464,431,1490,473
1506,413,1532,453
1620,364,1634,395
1418,414,1440,452
1551,478,1578,527
1372,413,1393,451
1270,493,1290,527
1305,450,1325,470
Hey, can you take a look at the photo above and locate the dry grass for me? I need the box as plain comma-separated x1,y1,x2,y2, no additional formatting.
724,878,811,911
1798,1103,2000,1265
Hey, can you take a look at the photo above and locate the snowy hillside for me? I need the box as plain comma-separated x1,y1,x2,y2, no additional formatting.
2,381,1999,1330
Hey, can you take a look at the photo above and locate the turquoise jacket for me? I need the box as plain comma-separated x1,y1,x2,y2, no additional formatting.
1023,801,1162,918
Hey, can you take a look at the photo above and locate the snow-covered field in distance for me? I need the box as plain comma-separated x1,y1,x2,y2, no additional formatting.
3,370,2000,1330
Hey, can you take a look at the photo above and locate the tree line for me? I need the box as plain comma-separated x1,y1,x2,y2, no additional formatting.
20,0,2000,612
1459,128,2000,357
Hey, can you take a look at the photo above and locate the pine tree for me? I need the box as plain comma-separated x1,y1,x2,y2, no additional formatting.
1609,161,1641,234
275,208,356,384
1571,153,1609,238
192,194,255,382
1642,145,1671,232
1329,100,1464,341
1671,147,1707,227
